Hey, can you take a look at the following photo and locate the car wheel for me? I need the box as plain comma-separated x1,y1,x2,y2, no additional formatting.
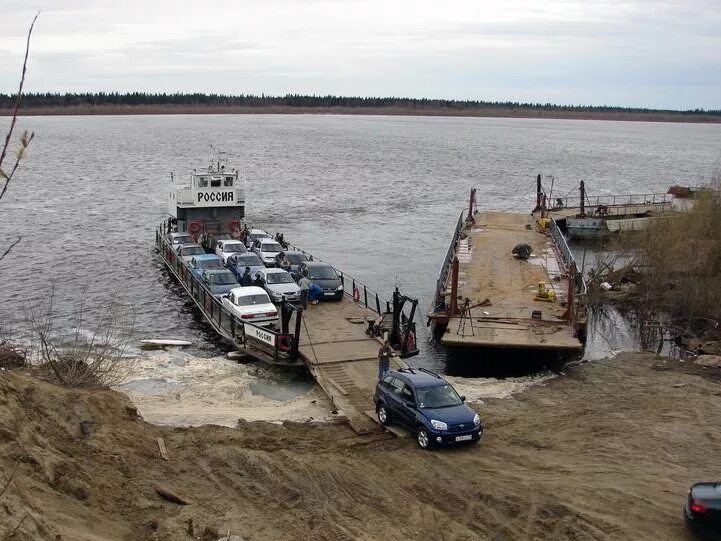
417,427,432,450
377,403,391,426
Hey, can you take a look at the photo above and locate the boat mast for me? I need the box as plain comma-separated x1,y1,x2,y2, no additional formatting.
580,180,586,216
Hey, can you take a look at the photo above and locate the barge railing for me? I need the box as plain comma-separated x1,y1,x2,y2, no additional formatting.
282,241,420,357
156,227,299,365
549,216,587,297
429,210,466,313
550,191,673,212
280,241,400,317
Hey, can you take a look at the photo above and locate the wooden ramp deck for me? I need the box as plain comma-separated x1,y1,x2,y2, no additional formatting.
298,298,405,434
440,211,583,352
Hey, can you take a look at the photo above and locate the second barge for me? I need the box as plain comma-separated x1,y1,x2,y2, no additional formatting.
429,188,587,364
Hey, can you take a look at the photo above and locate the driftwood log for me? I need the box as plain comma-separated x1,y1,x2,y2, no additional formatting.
153,484,189,505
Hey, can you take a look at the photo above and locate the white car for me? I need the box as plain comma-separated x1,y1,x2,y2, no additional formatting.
251,239,283,266
256,268,302,303
221,286,279,328
215,239,247,264
245,229,270,249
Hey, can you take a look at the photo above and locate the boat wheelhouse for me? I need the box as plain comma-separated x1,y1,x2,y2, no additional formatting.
168,162,245,237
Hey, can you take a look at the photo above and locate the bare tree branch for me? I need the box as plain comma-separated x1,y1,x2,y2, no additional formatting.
0,462,19,500
0,236,21,263
1,513,29,541
0,12,38,203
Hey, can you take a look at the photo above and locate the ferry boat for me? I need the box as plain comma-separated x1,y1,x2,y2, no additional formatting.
428,188,587,366
156,158,420,432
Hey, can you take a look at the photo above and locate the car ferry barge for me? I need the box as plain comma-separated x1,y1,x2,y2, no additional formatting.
156,159,420,433
428,187,587,365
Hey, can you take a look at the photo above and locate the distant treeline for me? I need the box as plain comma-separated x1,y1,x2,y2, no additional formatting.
2,92,719,116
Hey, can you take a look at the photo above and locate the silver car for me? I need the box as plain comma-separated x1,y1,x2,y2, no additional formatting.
256,268,301,303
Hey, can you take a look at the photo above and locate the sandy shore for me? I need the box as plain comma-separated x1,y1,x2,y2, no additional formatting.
1,352,719,540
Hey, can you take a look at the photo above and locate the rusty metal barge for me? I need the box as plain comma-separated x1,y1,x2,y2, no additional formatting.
428,187,587,363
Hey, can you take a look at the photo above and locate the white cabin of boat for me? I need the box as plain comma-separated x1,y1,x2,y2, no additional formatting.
168,163,245,236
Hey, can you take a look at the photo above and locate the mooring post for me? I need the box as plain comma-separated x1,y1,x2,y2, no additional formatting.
449,257,460,316
391,289,400,348
466,188,477,223
564,262,577,323
292,308,303,362
281,301,291,334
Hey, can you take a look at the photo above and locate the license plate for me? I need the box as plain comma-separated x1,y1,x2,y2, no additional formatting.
324,292,336,296
455,434,472,442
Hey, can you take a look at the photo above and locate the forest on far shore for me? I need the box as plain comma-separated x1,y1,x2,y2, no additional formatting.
2,92,719,122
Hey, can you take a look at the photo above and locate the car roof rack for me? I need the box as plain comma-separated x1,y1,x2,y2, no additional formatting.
397,367,416,374
417,367,443,379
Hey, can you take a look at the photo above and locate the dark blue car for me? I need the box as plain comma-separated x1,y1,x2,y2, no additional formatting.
685,482,721,540
374,368,483,449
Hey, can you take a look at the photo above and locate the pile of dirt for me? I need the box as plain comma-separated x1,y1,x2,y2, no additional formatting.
2,352,720,540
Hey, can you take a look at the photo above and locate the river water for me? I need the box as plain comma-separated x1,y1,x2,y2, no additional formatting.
1,115,719,422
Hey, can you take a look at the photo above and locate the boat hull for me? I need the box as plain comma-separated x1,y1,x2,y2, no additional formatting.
566,215,655,240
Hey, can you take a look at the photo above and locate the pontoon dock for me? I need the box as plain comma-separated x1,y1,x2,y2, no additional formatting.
429,189,586,360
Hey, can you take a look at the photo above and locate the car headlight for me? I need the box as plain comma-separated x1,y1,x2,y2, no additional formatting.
337,284,344,291
473,414,480,426
430,419,447,431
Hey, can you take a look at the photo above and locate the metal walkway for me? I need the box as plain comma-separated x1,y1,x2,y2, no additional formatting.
298,298,406,433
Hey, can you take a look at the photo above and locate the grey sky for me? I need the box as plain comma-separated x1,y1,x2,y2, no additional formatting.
1,0,719,109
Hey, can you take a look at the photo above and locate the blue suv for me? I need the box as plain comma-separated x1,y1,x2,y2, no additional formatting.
374,368,483,449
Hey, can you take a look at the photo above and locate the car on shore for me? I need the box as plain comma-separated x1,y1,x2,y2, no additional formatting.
189,254,224,279
251,239,284,266
215,239,247,264
221,286,279,328
374,367,483,449
685,482,721,539
227,253,265,282
255,268,302,303
298,261,343,300
201,269,239,298
176,243,206,262
273,251,309,279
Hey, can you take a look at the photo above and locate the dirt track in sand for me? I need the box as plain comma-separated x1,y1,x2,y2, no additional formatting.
1,352,720,540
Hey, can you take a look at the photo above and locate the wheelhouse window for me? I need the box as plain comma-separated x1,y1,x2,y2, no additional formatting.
210,176,222,187
198,176,208,187
224,176,234,187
